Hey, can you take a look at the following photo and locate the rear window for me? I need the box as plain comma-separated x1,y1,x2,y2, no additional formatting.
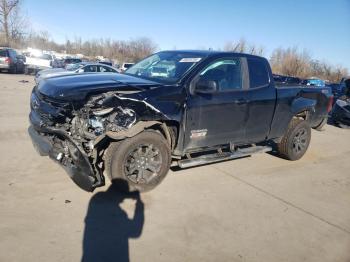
124,63,133,69
100,66,116,72
0,49,8,57
248,58,269,88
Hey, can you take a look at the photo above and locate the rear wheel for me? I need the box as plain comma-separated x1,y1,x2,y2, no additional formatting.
277,118,311,160
10,65,17,74
105,130,171,192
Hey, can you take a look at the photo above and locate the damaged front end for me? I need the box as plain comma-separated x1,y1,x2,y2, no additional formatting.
29,88,166,192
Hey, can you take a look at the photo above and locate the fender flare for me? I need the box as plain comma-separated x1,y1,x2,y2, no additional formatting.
291,97,316,115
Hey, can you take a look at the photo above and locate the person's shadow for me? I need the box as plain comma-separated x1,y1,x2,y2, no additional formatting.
82,180,144,262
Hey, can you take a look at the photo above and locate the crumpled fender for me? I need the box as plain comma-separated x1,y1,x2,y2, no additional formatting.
105,120,172,146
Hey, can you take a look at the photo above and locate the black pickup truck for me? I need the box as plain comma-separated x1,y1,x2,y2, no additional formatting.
28,51,333,192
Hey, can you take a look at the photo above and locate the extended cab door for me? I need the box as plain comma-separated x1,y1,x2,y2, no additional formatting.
244,57,276,143
183,56,250,151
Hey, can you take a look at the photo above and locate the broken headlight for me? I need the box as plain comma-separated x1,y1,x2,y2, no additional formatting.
88,116,105,136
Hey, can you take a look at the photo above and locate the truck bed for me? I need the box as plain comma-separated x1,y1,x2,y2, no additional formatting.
269,84,332,139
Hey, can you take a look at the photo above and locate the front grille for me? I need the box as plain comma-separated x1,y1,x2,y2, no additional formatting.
30,90,71,124
35,90,70,108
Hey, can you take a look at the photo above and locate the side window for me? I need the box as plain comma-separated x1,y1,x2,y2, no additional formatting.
100,66,114,72
198,58,242,91
84,65,98,72
248,58,269,88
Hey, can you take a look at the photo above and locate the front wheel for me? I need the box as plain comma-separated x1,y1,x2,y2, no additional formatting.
277,119,311,161
104,130,171,192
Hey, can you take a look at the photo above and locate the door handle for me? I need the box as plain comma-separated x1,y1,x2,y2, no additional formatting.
234,99,248,105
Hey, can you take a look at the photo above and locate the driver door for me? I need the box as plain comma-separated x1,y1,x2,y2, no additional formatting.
183,57,249,151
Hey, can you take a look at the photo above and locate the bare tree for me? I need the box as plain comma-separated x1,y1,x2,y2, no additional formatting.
270,47,310,77
0,0,20,46
270,47,348,82
224,38,264,55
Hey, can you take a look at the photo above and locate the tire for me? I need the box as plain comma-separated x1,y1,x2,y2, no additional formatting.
104,130,171,193
10,65,17,74
277,118,311,161
19,65,25,74
313,117,327,131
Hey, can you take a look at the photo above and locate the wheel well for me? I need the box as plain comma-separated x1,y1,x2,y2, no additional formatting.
294,110,310,121
145,121,178,151
97,121,179,159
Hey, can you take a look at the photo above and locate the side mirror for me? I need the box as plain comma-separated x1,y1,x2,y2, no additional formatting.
195,80,218,94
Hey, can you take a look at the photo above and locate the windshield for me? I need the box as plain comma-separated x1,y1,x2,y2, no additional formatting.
125,51,205,84
124,63,134,69
0,49,8,57
66,63,83,71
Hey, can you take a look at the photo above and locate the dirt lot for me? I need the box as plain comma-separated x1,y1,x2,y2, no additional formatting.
0,73,349,262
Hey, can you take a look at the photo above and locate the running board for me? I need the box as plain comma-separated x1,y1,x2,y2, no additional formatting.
177,146,272,169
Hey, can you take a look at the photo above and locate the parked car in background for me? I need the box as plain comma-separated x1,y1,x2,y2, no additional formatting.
120,62,134,71
35,62,120,83
331,78,350,127
285,76,302,84
0,47,25,73
98,61,113,66
51,58,65,68
273,74,287,83
24,52,55,74
273,74,302,84
301,78,326,87
327,83,343,101
63,58,82,67
28,50,333,193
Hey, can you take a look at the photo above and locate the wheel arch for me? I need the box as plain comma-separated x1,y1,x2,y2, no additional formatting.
104,120,179,151
291,97,316,118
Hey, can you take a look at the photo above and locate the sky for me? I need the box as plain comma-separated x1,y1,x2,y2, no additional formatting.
22,0,350,69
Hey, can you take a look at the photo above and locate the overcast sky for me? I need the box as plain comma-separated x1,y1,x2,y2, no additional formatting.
23,0,350,69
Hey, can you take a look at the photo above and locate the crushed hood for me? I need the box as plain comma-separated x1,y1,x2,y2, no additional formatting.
37,73,161,101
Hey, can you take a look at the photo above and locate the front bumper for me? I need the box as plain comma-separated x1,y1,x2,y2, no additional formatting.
0,64,10,69
28,110,104,192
